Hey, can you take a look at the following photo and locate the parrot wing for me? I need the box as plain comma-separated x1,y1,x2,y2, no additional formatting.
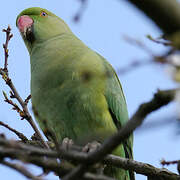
97,53,135,179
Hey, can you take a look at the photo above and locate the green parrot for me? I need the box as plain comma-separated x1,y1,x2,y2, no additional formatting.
16,7,134,180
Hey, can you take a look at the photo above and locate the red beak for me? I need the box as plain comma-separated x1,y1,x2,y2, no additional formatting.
17,15,33,33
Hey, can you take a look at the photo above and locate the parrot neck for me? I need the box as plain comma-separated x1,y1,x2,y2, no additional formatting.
29,32,72,55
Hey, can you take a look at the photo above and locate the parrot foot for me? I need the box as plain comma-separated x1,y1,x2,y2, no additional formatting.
83,141,105,174
62,137,74,150
82,141,101,153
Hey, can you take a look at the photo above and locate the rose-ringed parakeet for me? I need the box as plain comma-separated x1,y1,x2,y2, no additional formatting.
16,7,134,180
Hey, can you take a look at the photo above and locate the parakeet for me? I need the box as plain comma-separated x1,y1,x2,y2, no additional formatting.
16,7,134,180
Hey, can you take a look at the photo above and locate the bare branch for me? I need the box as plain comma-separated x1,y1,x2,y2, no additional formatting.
105,155,180,180
117,59,154,75
123,35,155,55
146,35,171,46
0,21,178,179
73,0,88,22
62,164,86,180
118,35,176,75
0,134,179,179
88,89,175,163
2,25,13,74
24,94,31,106
2,76,48,148
2,91,22,116
63,89,175,179
0,121,28,142
0,26,49,149
1,161,43,180
161,159,180,166
125,0,180,34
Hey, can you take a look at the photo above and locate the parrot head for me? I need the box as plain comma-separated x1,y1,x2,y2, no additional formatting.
16,7,72,53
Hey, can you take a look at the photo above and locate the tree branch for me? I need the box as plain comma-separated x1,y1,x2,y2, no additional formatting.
63,89,175,179
0,26,49,149
2,26,13,74
0,161,43,180
105,155,180,180
0,22,178,179
0,121,28,142
0,136,179,179
0,88,175,179
125,0,180,34
73,0,88,22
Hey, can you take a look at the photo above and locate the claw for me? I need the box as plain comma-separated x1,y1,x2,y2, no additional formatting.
82,141,101,153
62,137,74,150
83,141,105,174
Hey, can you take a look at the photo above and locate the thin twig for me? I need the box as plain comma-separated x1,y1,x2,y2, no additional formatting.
88,89,175,162
62,164,87,180
146,35,171,46
1,161,43,180
0,121,28,142
2,91,22,116
125,0,180,34
4,77,48,148
161,159,179,166
24,94,31,105
73,0,88,22
118,35,175,75
105,155,180,180
41,118,60,151
63,89,175,179
117,59,154,75
0,89,176,179
0,135,179,179
0,26,49,149
2,25,13,74
123,35,154,55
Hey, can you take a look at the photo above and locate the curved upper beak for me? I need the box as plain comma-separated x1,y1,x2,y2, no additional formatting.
17,15,34,33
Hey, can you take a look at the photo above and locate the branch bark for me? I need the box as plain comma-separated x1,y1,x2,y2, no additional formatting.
0,26,49,149
105,155,180,180
0,89,176,179
62,89,175,179
1,161,43,180
125,0,180,34
0,136,179,180
0,121,28,142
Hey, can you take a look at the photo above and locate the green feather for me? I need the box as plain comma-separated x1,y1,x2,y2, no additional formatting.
16,7,134,179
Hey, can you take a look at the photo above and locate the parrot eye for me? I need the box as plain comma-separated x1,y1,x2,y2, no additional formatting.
40,11,48,17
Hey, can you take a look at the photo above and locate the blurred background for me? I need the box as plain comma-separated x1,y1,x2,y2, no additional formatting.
0,0,179,179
